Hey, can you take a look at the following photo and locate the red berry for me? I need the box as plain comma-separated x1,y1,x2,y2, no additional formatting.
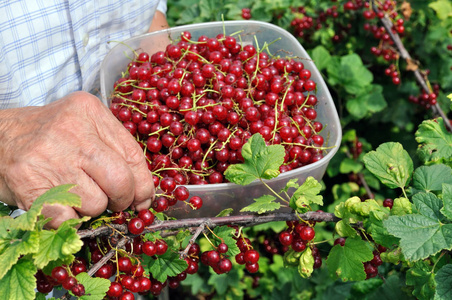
107,282,123,297
128,217,145,235
217,258,233,273
156,239,168,255
383,198,394,209
137,209,155,226
217,242,229,254
334,237,346,246
279,231,293,246
62,277,77,290
118,257,133,274
244,249,260,264
189,196,203,210
143,241,157,256
51,266,68,284
245,262,259,273
300,226,315,241
71,283,85,296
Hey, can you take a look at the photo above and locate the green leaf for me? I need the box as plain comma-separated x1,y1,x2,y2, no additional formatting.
325,56,342,87
368,211,399,248
363,142,413,189
343,55,372,94
406,261,436,300
330,182,360,204
281,178,299,193
329,54,373,95
0,224,39,280
298,248,314,278
339,158,363,174
289,176,323,212
441,183,452,220
212,226,240,257
380,247,403,265
14,184,81,231
413,192,444,221
335,220,358,238
33,219,83,269
347,199,386,219
240,195,281,214
251,221,287,233
74,272,110,300
384,211,452,261
36,293,55,300
415,118,452,164
368,275,413,300
310,45,331,71
207,267,241,295
215,208,234,217
0,204,11,217
391,197,413,216
224,134,285,185
412,165,452,193
146,251,188,283
180,272,211,296
0,258,37,300
429,0,452,20
351,278,383,296
435,264,452,299
346,85,386,119
326,237,373,281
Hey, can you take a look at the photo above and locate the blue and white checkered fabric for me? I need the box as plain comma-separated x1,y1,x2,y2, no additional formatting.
0,0,167,109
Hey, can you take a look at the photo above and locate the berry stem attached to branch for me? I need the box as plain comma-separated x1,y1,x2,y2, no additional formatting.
179,222,206,259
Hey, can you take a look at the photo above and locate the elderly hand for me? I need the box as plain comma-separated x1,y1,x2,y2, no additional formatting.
0,91,154,228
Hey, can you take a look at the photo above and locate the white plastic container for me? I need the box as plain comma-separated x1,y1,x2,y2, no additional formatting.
100,20,342,218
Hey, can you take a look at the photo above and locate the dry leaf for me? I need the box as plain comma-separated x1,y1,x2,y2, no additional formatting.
405,58,419,71
401,1,412,19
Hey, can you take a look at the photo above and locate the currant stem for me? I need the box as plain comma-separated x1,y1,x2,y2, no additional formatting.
179,223,206,259
260,178,290,204
87,236,128,277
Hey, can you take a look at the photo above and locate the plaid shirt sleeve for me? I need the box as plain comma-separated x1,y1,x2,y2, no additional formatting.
0,0,166,109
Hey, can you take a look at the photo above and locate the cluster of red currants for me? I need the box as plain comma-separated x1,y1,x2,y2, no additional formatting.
234,238,260,274
290,4,353,43
241,8,251,20
109,30,326,213
36,267,85,297
278,220,322,268
382,63,402,85
200,243,233,274
408,83,441,109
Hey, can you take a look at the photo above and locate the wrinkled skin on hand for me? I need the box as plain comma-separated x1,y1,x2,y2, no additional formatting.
0,91,155,228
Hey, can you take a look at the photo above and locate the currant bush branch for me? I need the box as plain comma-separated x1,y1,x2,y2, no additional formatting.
370,0,452,132
78,211,339,240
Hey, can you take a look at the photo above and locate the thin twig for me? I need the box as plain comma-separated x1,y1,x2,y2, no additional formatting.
78,223,127,239
179,223,206,259
358,173,374,199
87,236,128,277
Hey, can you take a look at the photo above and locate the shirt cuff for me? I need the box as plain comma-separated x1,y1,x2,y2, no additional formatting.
156,0,167,14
